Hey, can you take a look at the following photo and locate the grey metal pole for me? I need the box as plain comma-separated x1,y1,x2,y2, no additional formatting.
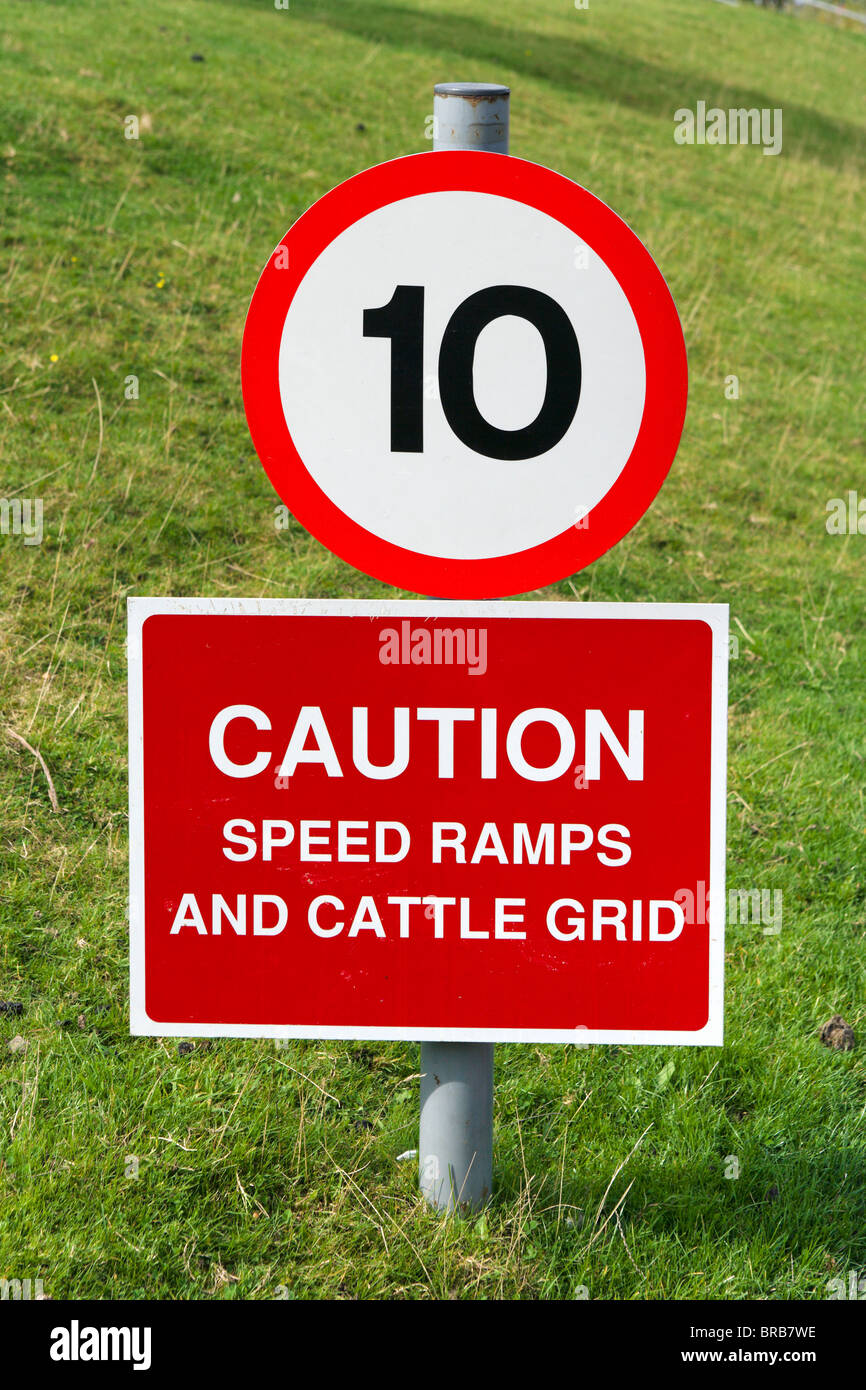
432,82,510,155
418,82,510,1216
419,1042,494,1214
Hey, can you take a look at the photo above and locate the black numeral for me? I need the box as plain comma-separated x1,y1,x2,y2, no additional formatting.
364,284,581,461
363,285,425,452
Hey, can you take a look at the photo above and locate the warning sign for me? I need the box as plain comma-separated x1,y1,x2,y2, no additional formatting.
128,598,727,1044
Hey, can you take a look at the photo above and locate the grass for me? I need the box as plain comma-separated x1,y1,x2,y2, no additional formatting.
0,0,864,1300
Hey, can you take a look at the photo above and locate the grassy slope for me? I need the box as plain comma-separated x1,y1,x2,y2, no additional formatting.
0,0,864,1299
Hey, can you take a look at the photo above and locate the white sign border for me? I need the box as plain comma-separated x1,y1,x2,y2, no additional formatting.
129,597,728,1046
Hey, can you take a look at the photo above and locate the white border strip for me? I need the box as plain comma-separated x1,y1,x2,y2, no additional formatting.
128,597,728,1045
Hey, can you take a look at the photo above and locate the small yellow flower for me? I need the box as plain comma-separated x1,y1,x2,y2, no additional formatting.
50,353,59,363
71,255,78,263
156,278,165,288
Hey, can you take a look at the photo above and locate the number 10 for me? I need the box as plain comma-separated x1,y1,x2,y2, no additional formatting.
363,284,581,461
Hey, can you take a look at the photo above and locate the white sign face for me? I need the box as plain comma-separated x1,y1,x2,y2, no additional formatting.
242,152,688,597
278,192,646,560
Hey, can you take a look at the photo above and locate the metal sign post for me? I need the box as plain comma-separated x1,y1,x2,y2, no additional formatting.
232,78,698,1220
432,81,510,155
418,83,510,1215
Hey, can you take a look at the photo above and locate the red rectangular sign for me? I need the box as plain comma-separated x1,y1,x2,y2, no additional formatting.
129,599,727,1043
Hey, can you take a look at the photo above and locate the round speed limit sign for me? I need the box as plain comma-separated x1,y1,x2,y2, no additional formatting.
242,152,687,597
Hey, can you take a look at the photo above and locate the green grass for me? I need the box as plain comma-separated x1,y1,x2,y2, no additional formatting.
1,0,864,1300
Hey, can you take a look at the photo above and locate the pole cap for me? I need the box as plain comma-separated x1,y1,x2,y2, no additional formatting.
434,83,510,100
432,83,510,154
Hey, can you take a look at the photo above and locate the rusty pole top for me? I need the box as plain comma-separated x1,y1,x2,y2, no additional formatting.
432,82,510,155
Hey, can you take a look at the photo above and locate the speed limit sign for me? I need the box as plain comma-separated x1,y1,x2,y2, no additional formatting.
241,152,687,597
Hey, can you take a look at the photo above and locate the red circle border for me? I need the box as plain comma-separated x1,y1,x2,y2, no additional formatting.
241,152,688,598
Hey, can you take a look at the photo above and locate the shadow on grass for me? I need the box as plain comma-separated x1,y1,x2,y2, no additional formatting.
217,0,865,174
